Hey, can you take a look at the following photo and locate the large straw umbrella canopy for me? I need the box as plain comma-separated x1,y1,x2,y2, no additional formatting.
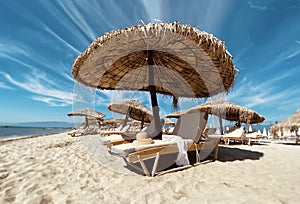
271,110,300,136
107,99,153,128
67,108,105,128
72,22,237,138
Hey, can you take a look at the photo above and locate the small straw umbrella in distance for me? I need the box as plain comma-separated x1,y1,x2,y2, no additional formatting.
270,110,300,139
186,98,265,134
72,22,237,138
164,118,175,125
81,116,103,128
107,99,153,129
102,118,117,127
67,108,106,128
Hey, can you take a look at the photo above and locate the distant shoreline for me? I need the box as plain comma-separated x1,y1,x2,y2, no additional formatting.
0,125,73,129
0,126,73,142
0,129,73,144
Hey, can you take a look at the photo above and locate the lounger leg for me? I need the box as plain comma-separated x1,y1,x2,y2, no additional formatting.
152,152,160,177
138,155,150,177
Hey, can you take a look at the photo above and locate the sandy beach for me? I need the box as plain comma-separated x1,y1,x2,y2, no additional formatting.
1,132,299,204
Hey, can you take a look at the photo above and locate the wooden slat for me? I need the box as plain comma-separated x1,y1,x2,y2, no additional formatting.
128,145,178,163
138,155,150,176
152,152,160,177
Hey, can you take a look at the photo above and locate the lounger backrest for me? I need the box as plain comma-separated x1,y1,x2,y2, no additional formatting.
245,132,258,138
172,111,208,142
224,127,245,137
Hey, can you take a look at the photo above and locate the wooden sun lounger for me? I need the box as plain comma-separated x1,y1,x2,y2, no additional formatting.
221,127,249,145
108,111,221,176
221,136,249,145
109,137,219,177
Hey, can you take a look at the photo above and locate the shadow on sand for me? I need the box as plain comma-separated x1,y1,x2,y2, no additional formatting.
122,146,264,176
217,146,264,162
278,142,300,146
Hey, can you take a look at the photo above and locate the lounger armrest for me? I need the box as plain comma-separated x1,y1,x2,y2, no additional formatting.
102,131,126,136
107,140,127,148
128,145,178,163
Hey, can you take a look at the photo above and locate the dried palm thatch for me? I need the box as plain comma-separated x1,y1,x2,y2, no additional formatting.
165,109,188,119
73,22,237,99
270,110,300,134
102,119,117,126
81,117,102,127
107,100,153,123
67,108,105,128
67,108,105,119
164,118,175,125
187,98,265,124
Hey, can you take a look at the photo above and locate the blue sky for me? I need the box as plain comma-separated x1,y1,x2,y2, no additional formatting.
0,0,299,125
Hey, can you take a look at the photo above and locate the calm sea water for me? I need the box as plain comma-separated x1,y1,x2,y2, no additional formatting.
0,126,70,139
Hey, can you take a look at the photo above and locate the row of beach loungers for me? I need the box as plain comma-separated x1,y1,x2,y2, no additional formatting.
68,112,267,176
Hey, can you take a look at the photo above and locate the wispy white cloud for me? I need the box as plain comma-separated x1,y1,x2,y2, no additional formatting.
0,81,14,90
281,48,300,61
261,45,300,71
31,96,71,107
0,71,75,107
0,41,71,80
0,43,30,57
43,25,81,54
202,1,233,33
296,40,300,44
248,0,268,10
227,73,300,122
56,1,97,40
0,42,35,70
141,0,163,21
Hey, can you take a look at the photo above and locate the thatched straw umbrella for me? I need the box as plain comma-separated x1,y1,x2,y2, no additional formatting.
187,98,265,123
270,110,300,137
72,22,237,138
166,98,265,134
165,109,188,119
80,117,102,128
101,118,117,127
67,108,105,128
186,98,265,134
164,118,175,125
107,99,153,128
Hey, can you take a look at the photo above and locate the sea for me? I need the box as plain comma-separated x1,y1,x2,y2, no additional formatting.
0,126,71,140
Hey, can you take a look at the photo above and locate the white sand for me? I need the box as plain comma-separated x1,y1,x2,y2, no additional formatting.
0,133,300,203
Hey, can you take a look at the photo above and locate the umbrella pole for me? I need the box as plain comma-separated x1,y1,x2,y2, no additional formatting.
85,116,88,129
141,117,144,129
219,117,223,135
123,108,130,128
147,50,162,139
